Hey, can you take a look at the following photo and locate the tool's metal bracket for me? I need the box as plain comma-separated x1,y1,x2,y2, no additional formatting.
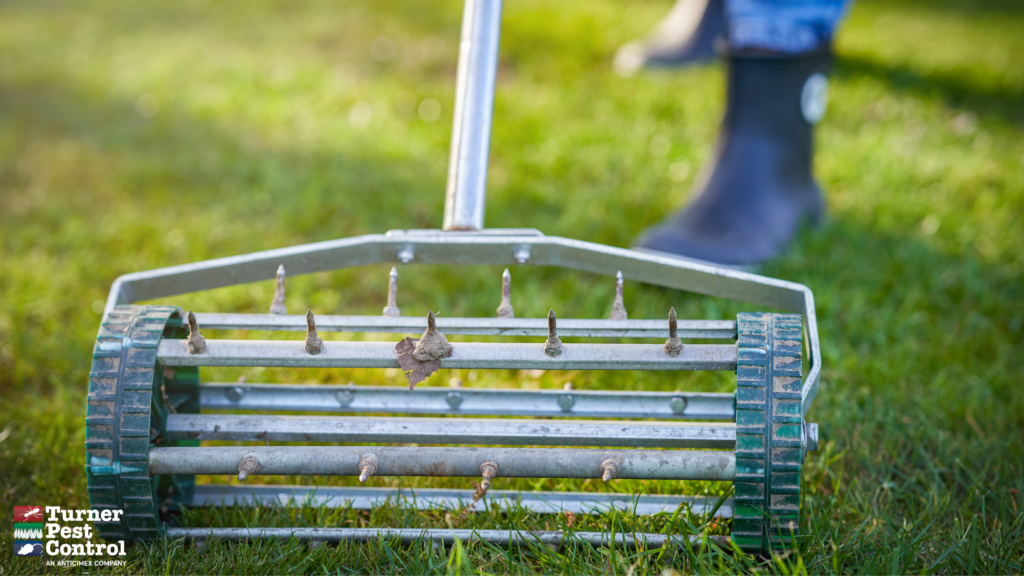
105,230,821,415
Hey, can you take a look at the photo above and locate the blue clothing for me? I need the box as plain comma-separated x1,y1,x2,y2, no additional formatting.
725,0,851,53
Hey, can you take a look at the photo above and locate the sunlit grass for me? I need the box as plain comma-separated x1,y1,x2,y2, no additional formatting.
1,0,1022,573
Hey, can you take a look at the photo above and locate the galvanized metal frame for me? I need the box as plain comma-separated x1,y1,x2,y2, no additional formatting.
198,383,736,420
150,446,736,481
191,313,737,339
188,484,734,517
164,414,737,448
166,526,731,549
104,231,820,416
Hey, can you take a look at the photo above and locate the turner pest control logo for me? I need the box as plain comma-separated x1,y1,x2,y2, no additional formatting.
13,506,44,557
11,505,127,566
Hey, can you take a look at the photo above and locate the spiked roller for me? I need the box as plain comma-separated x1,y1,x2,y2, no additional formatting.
85,0,822,556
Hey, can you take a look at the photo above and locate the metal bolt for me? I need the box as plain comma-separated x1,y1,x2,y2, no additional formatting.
225,386,244,402
600,459,619,482
664,307,683,357
305,309,324,355
669,396,687,415
186,310,206,355
496,268,514,319
398,246,414,264
557,394,575,412
513,246,530,264
609,271,627,321
543,309,563,357
358,455,377,483
269,264,287,315
446,391,464,408
237,456,258,482
382,267,401,317
480,460,498,491
336,389,354,407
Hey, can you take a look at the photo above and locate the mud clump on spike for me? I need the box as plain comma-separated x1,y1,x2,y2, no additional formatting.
496,269,514,319
664,307,683,357
186,310,206,354
396,311,453,389
270,265,287,315
305,309,324,355
412,311,453,361
609,271,627,320
382,267,400,317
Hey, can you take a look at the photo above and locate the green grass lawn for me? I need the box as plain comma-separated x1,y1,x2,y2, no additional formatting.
1,0,1022,573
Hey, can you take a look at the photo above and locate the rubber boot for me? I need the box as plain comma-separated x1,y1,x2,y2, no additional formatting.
614,0,724,77
634,50,831,266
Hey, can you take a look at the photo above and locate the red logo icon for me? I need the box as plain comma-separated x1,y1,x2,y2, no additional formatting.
13,506,43,522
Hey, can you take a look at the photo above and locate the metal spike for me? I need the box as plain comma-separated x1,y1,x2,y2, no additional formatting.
186,310,206,354
664,307,683,357
480,460,498,491
543,309,563,357
601,459,619,482
237,456,258,482
496,268,514,319
358,456,377,483
269,265,287,315
609,271,627,321
382,267,401,317
305,309,324,355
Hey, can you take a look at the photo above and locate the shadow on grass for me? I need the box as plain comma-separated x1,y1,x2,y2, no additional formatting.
833,54,1024,127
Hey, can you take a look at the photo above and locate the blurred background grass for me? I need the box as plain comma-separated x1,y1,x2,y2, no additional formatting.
0,0,1022,573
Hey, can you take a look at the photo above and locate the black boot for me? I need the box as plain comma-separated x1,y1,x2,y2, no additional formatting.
614,0,724,77
634,50,831,266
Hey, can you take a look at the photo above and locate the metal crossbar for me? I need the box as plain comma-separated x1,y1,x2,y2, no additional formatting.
198,383,737,420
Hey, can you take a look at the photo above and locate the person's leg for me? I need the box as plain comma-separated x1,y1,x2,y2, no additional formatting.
634,0,852,266
725,0,849,55
613,0,725,77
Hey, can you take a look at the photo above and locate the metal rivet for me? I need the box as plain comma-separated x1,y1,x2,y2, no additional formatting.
336,390,354,407
669,396,687,414
446,391,464,408
398,246,414,264
557,394,575,412
225,386,244,402
513,246,530,264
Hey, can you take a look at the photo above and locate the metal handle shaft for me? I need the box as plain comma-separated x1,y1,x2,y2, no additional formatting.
443,0,503,231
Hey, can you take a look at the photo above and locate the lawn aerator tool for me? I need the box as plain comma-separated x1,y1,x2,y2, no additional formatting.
85,0,821,556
